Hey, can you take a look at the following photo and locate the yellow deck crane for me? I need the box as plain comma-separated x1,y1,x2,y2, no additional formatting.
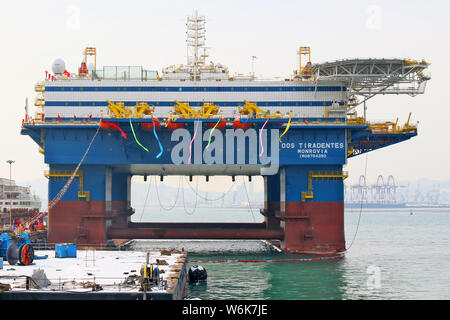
238,100,282,119
173,100,201,119
106,100,133,118
134,102,155,118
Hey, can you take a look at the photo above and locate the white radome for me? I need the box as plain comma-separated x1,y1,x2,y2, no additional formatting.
52,58,66,74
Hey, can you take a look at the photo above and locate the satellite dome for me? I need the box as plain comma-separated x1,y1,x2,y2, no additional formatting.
52,58,66,74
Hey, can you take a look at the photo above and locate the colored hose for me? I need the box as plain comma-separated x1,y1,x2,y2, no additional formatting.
101,119,127,139
188,119,200,165
129,118,149,152
152,118,163,159
205,118,222,150
279,112,292,142
259,118,269,157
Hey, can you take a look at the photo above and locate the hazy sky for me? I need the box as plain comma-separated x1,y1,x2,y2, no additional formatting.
0,0,449,191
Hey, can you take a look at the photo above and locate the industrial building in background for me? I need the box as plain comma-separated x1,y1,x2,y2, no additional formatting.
21,12,430,254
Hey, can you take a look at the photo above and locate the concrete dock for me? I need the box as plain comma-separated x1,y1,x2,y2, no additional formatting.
0,248,187,300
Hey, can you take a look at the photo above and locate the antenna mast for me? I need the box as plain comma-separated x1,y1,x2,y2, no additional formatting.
186,10,207,81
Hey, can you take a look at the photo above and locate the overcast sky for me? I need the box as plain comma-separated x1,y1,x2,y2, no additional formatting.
0,0,448,192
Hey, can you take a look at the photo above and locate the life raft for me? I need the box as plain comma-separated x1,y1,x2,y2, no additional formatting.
232,117,252,130
166,119,185,130
141,118,161,131
99,119,118,131
207,118,226,129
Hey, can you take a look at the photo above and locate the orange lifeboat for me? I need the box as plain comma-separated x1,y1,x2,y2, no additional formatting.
233,117,252,130
207,118,226,129
141,118,161,131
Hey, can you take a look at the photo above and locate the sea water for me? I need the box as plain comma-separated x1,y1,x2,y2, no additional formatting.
131,207,450,300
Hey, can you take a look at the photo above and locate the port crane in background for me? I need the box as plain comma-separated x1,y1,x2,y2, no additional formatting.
345,175,441,206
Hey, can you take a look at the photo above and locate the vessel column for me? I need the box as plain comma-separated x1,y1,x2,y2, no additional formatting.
262,173,281,229
279,165,346,254
109,171,132,229
47,164,110,246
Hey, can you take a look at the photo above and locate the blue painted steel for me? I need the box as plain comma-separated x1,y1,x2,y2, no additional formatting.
42,125,346,166
265,173,281,203
45,85,346,92
47,165,129,202
20,118,416,208
283,165,344,202
348,130,417,157
41,117,347,123
48,164,107,201
112,172,129,202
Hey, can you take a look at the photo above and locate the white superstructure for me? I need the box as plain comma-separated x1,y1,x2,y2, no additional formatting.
0,178,41,215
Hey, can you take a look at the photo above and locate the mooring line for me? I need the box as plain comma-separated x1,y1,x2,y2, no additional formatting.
47,126,100,211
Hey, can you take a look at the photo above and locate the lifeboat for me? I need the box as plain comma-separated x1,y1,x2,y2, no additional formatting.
233,117,252,130
207,118,226,129
141,118,161,131
166,119,185,130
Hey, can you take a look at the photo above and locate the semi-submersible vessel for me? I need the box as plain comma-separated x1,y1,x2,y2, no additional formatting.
21,12,430,254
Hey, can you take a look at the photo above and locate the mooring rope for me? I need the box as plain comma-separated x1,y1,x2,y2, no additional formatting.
48,126,101,210
183,176,236,202
344,152,369,252
25,126,101,230
242,176,256,222
154,176,182,211
138,177,153,222
182,176,199,215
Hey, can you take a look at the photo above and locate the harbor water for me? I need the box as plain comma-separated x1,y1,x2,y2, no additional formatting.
130,207,450,300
